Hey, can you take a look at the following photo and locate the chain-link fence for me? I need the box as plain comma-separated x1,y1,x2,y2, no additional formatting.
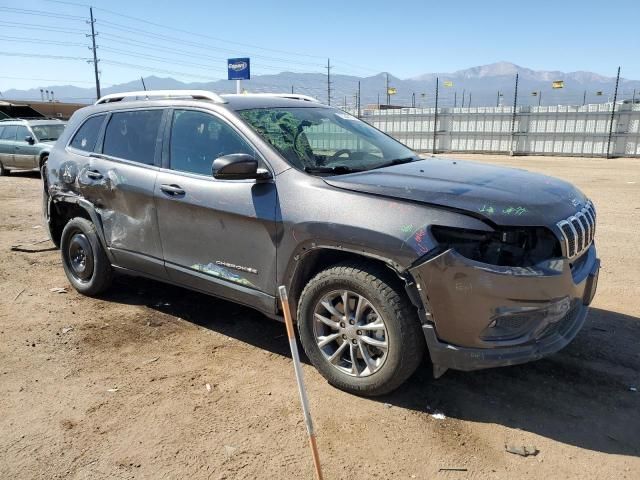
345,102,640,158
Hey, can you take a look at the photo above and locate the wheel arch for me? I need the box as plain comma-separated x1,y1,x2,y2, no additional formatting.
47,195,114,263
284,245,416,323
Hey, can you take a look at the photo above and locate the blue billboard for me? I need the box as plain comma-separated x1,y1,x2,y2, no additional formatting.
227,58,250,80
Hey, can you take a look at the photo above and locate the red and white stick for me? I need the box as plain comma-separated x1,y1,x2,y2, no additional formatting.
278,285,324,480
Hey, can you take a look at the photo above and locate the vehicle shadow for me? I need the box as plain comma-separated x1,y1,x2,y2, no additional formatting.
103,275,640,457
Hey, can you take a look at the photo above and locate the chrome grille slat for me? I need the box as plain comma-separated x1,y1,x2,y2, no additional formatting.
556,201,596,259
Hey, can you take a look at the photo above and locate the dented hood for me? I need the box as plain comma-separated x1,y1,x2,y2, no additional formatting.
323,157,587,226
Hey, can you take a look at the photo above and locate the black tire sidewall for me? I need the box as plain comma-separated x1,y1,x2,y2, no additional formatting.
298,265,421,396
60,217,111,295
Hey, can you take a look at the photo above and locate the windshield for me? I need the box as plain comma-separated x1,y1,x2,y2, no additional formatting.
238,107,417,174
30,124,66,142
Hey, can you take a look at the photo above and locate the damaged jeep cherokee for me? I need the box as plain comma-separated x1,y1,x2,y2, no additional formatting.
43,90,600,396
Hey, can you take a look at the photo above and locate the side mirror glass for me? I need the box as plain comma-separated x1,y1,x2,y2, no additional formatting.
212,153,271,180
25,135,35,145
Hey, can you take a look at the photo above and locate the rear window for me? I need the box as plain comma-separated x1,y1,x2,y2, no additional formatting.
70,115,106,152
0,125,17,140
103,109,163,165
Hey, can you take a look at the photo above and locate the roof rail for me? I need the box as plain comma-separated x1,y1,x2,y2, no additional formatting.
95,90,226,105
224,93,321,103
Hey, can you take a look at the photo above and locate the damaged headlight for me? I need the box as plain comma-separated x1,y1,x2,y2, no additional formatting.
430,225,561,267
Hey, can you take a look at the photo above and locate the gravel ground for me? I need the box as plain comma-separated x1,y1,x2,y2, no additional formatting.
1,154,639,479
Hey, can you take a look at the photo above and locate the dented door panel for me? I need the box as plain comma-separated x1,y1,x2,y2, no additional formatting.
79,157,166,279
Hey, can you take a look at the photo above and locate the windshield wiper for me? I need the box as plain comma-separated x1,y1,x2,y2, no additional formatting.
304,165,363,175
370,157,418,170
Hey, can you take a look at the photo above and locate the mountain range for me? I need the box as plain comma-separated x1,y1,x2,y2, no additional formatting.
3,62,638,108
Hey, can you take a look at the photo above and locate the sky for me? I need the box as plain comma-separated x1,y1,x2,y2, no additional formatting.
1,0,639,94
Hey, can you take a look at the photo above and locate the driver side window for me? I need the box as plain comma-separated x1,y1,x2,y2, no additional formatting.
170,110,255,176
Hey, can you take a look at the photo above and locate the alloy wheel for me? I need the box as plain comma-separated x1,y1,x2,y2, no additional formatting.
312,289,389,377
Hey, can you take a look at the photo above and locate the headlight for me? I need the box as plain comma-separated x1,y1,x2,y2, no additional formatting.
430,225,560,267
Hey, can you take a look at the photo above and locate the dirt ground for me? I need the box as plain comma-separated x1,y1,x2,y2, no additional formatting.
1,154,639,479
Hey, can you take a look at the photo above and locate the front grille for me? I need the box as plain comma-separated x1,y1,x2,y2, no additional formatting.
556,201,596,259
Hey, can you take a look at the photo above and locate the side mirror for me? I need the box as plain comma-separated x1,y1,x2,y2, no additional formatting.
25,135,35,145
212,153,271,180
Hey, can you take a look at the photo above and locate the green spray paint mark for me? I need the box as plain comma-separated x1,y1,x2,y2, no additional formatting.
502,206,528,216
479,205,495,215
191,263,254,287
400,224,415,233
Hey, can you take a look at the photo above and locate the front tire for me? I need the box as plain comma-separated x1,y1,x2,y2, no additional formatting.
0,161,7,176
297,261,425,396
60,217,113,296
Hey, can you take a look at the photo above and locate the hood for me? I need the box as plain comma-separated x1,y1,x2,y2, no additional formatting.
323,157,587,227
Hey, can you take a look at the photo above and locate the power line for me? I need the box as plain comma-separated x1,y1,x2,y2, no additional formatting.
0,51,90,61
0,21,87,34
0,75,109,85
95,20,324,69
0,6,86,21
0,35,87,48
100,59,222,81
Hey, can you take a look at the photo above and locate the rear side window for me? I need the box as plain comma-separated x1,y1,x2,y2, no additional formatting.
0,125,17,140
70,115,106,152
103,109,163,165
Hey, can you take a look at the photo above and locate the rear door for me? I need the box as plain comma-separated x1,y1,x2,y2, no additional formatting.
0,125,17,167
154,108,278,312
79,108,167,279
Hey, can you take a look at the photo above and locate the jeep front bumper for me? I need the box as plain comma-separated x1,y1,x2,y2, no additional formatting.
409,244,599,376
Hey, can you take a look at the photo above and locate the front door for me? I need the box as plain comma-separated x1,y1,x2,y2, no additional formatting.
13,126,38,168
154,108,278,312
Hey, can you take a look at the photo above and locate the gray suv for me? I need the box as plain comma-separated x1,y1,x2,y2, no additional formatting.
0,119,66,175
43,90,600,396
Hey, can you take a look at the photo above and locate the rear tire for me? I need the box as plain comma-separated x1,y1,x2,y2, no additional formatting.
60,217,113,296
297,261,425,396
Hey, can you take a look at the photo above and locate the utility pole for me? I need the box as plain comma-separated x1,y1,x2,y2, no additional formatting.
510,73,519,155
326,58,331,105
461,89,465,108
140,77,147,91
496,91,500,107
291,85,294,94
583,90,587,106
633,88,636,104
454,91,457,108
538,91,542,107
385,73,390,105
606,66,621,159
88,7,101,100
357,81,361,118
411,92,415,108
40,89,44,101
468,92,472,107
432,77,439,154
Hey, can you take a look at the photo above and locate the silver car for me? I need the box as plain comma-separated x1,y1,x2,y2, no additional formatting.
0,119,66,175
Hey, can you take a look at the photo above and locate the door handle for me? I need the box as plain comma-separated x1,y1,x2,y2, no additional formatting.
86,169,103,180
160,184,185,196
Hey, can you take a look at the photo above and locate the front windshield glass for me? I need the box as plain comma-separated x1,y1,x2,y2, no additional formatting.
239,107,417,173
30,124,66,142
